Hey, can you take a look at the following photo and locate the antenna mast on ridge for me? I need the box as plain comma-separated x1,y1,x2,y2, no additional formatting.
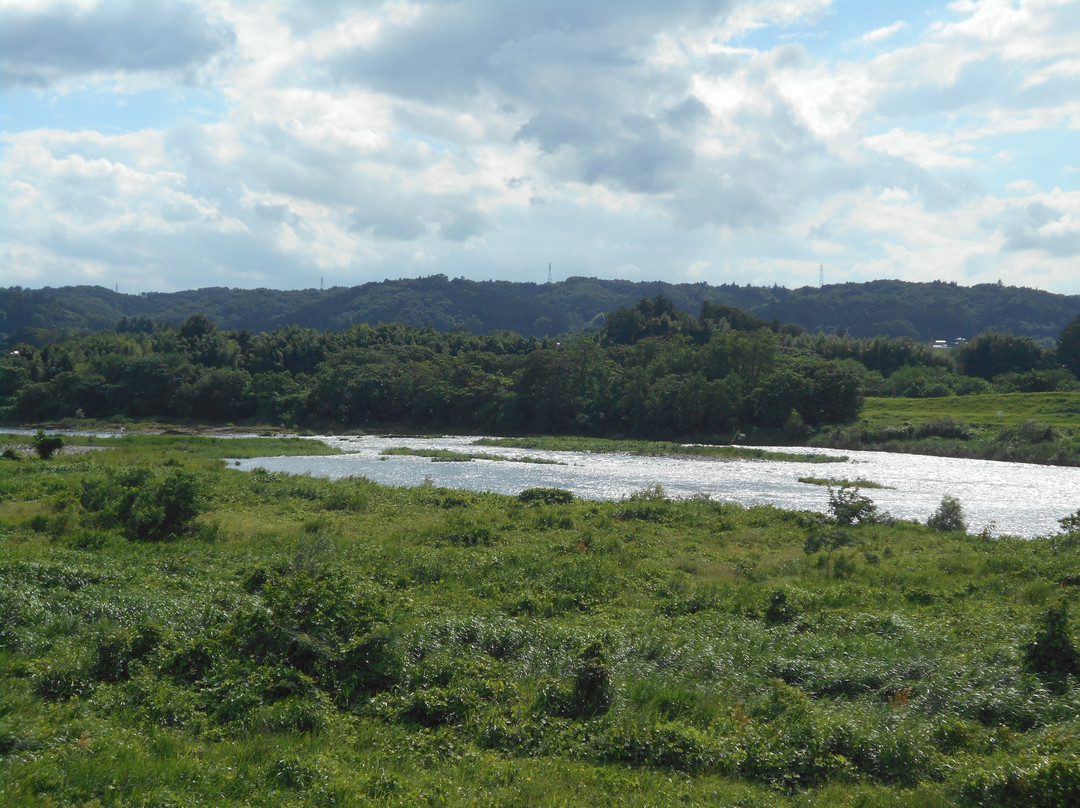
547,263,552,284
819,264,824,288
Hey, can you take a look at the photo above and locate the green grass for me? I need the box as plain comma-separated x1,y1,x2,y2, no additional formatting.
474,435,848,463
4,434,1080,806
380,447,565,464
861,392,1080,431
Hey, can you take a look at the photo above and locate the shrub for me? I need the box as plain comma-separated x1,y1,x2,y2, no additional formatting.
124,469,200,542
334,629,400,706
539,640,613,719
1024,600,1080,682
1059,509,1080,536
960,752,1080,807
913,417,971,440
828,484,878,525
927,495,966,533
518,487,575,504
570,640,613,718
1016,419,1057,443
765,588,795,626
32,430,64,460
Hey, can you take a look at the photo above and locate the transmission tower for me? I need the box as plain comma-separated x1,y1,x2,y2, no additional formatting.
547,263,553,284
819,264,824,288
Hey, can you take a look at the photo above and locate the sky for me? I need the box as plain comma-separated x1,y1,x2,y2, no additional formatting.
2,0,1079,295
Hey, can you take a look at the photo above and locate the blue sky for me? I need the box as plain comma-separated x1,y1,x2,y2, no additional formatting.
2,0,1079,294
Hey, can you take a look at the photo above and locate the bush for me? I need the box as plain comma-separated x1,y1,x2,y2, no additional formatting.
828,484,878,525
570,640,613,718
124,469,200,542
32,430,64,460
1024,600,1080,682
927,495,966,533
1059,509,1080,536
765,588,795,626
539,640,613,719
518,487,575,504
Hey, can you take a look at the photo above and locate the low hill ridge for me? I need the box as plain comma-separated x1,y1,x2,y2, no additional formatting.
2,276,1077,345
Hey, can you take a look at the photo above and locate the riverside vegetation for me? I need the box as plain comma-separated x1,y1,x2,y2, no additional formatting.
5,434,1080,806
6,295,1080,464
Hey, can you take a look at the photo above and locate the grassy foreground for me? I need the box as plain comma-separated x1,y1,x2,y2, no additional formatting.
4,435,1080,806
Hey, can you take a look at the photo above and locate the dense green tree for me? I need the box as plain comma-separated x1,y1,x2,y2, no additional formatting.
958,332,1048,380
1058,314,1080,377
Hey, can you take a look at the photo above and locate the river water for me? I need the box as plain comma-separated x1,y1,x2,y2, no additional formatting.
228,434,1080,539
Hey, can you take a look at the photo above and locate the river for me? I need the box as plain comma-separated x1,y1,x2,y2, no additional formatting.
229,434,1080,539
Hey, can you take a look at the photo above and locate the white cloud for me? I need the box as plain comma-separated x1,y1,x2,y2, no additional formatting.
3,0,1080,294
862,20,907,45
1008,179,1038,193
863,128,976,169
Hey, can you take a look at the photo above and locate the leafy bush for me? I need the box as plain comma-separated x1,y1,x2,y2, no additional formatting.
927,495,966,533
124,469,200,542
538,640,613,719
765,588,796,626
1015,419,1057,443
32,430,64,460
1059,509,1080,536
912,417,971,440
517,487,575,504
77,466,202,541
1024,600,1080,682
90,623,162,683
960,752,1080,807
828,484,878,525
570,640,613,718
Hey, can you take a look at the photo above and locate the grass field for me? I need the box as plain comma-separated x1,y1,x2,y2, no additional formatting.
861,392,1080,431
816,392,1080,465
4,434,1080,805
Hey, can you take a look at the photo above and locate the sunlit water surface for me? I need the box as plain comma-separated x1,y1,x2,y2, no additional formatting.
228,435,1080,539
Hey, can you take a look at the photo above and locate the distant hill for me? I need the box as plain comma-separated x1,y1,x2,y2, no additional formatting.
2,276,1078,346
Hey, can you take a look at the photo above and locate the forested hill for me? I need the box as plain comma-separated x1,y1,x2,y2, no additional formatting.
3,276,1078,345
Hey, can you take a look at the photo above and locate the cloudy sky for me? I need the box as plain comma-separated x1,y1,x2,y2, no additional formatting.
2,0,1079,294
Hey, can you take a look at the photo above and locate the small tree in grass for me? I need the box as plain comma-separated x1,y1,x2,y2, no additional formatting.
32,430,64,460
804,528,856,578
828,484,878,525
927,495,966,533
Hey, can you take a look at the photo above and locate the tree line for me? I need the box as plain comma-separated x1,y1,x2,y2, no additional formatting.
1,298,858,439
4,297,1080,439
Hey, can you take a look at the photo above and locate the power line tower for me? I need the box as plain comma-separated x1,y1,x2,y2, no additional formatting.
819,264,824,288
547,263,553,284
